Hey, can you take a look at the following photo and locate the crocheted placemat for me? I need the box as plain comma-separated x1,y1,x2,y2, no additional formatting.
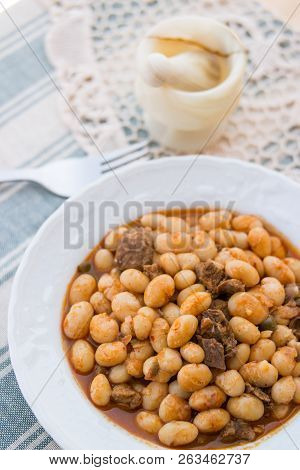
45,0,300,180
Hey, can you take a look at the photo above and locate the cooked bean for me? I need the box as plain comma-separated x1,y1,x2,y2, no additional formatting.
232,214,262,232
292,362,300,378
271,347,297,376
194,409,230,433
199,210,232,231
120,269,150,293
161,302,180,325
136,411,163,434
130,339,154,362
248,227,272,258
126,357,144,377
215,370,245,397
168,380,191,399
142,382,168,410
155,232,192,254
159,253,180,276
90,292,112,314
249,339,276,362
246,285,273,310
228,292,267,325
226,343,250,370
94,249,114,272
260,277,285,307
90,315,119,344
271,376,296,404
293,377,300,404
158,421,198,447
177,284,205,307
143,356,171,383
133,314,152,340
69,274,97,304
70,340,94,374
140,213,167,230
229,317,260,344
180,292,212,317
144,275,175,308
177,252,200,270
210,229,248,249
270,236,286,258
245,250,265,277
63,301,94,339
159,394,191,422
284,258,300,283
95,341,127,367
138,306,158,322
227,394,264,421
109,363,130,384
271,325,295,347
239,360,278,387
167,315,198,348
150,318,170,352
90,374,111,406
104,226,127,251
174,270,197,290
111,292,141,322
158,348,182,374
120,316,133,336
225,260,260,287
163,216,187,233
180,342,205,364
215,247,248,266
189,386,226,411
193,231,218,261
263,256,295,285
272,404,290,419
177,364,212,392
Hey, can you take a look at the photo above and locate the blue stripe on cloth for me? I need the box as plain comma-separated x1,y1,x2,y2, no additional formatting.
0,84,55,127
22,133,73,167
0,345,9,355
0,358,10,370
0,369,41,449
1,11,47,43
17,426,45,450
0,15,49,55
0,77,52,121
0,186,63,263
0,146,86,267
0,35,53,107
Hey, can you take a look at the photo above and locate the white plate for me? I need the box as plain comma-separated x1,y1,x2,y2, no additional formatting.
8,156,300,450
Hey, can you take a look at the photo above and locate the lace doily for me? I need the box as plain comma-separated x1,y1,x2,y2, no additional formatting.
44,0,300,181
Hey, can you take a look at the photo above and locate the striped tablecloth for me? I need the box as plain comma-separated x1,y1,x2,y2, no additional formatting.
0,0,86,449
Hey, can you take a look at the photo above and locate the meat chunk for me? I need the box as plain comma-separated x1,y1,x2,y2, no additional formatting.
245,383,271,403
217,279,245,297
195,260,226,293
111,384,142,409
200,337,225,370
115,227,153,271
221,419,255,442
197,309,237,359
143,263,163,280
289,315,300,341
210,299,230,319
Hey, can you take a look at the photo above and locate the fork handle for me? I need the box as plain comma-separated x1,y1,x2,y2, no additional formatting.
0,169,37,183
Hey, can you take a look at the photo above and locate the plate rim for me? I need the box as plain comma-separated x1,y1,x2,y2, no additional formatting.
7,155,300,450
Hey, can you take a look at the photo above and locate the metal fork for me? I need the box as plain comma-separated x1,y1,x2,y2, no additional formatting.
0,140,149,198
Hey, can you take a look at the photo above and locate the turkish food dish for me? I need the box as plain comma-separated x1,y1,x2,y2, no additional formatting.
62,209,300,449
